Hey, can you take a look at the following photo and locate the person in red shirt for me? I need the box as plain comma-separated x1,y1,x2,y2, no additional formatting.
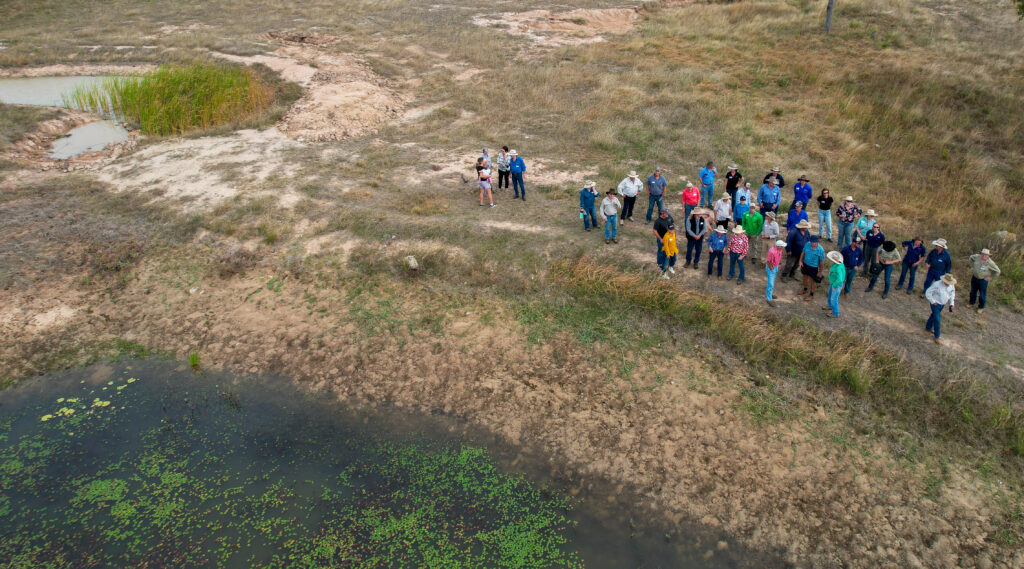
727,225,749,284
681,180,700,220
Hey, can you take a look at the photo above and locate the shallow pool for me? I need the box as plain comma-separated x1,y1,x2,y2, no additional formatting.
0,360,780,568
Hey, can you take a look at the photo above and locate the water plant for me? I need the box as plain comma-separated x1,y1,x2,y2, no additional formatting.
64,63,274,136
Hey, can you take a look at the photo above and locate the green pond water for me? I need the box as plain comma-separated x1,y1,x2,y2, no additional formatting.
0,360,781,568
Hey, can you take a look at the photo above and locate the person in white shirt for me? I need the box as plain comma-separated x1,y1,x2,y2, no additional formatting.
924,273,956,345
599,189,622,244
713,195,732,230
617,170,643,223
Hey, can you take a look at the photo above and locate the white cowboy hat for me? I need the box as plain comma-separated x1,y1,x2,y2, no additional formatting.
980,248,991,255
940,273,957,286
826,251,843,264
865,209,877,216
585,181,596,188
509,149,518,155
715,227,727,233
766,211,776,219
775,239,786,247
628,170,637,177
771,166,780,172
728,164,739,170
844,195,854,201
932,238,948,248
796,220,811,229
732,225,745,234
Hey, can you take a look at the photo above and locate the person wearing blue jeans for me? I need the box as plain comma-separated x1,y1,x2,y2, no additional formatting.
924,274,957,344
834,196,861,251
726,226,748,283
825,251,846,317
508,149,526,200
706,226,727,279
967,249,1000,314
815,188,833,241
599,189,621,244
645,168,667,223
699,161,717,208
865,241,901,297
579,181,598,231
896,238,926,293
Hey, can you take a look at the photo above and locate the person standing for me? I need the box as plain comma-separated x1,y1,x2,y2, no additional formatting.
865,240,901,298
479,147,492,169
835,196,862,250
509,149,526,201
922,238,952,292
765,239,785,307
494,146,511,190
599,189,621,244
707,226,728,280
725,165,743,203
840,238,863,295
713,194,732,230
783,220,811,279
762,166,786,189
477,157,495,208
824,251,846,318
861,222,885,277
760,211,780,266
653,208,675,271
660,224,680,278
925,274,957,345
733,195,750,224
681,180,700,219
896,237,927,294
645,167,667,223
785,201,808,232
727,225,749,284
579,181,599,231
741,206,763,263
790,175,812,212
968,248,1001,314
816,188,834,241
617,170,643,223
853,209,877,244
757,178,781,216
684,208,707,269
699,161,717,207
798,235,826,300
735,182,753,210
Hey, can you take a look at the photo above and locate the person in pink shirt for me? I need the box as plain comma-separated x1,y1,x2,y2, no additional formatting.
681,180,700,220
765,239,785,307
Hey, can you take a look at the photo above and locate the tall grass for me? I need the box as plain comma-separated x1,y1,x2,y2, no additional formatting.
65,63,273,136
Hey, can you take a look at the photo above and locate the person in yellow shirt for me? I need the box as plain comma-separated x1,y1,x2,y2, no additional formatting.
660,224,679,279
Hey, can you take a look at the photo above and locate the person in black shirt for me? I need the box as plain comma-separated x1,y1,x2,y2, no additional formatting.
762,166,786,189
816,188,834,241
652,209,675,272
724,164,743,203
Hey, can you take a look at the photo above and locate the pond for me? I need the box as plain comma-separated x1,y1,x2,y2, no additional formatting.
0,360,781,568
0,76,129,159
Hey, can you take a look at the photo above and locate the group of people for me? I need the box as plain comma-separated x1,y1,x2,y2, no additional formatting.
475,147,526,207
572,163,1003,346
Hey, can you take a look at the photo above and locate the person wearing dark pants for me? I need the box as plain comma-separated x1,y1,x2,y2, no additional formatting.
925,274,957,345
494,146,511,190
840,239,863,295
645,167,667,223
727,226,748,283
707,226,727,279
783,220,811,279
861,223,885,277
578,181,598,231
684,208,706,268
508,149,526,200
617,170,643,223
968,248,1000,314
652,209,674,271
896,238,926,294
922,238,952,292
865,240,901,298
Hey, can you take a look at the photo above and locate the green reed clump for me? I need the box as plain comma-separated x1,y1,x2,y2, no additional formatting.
65,63,273,136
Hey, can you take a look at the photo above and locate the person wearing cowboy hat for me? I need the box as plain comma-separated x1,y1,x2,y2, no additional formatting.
824,250,846,318
840,238,863,295
783,219,812,279
762,166,786,189
922,238,952,293
785,200,809,232
599,188,621,244
494,146,511,190
617,169,643,222
865,240,901,298
757,177,781,216
727,225,749,283
798,235,826,300
508,149,526,200
925,273,957,344
579,181,599,231
968,248,1001,314
790,175,812,212
765,239,786,307
853,209,877,243
861,222,886,278
896,237,927,294
741,205,763,263
645,167,668,223
760,210,780,266
684,206,707,269
681,179,700,220
835,195,863,250
698,160,718,208
707,225,728,279
725,164,743,203
713,193,732,230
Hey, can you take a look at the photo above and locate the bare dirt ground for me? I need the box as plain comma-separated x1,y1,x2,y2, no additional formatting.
473,8,640,46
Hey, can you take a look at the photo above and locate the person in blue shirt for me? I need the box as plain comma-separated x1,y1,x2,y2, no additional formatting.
798,235,826,300
757,179,780,216
508,150,526,201
786,201,808,231
578,181,599,231
922,238,952,292
645,167,668,223
790,175,812,211
699,160,717,207
783,220,811,278
861,223,886,277
733,195,750,223
840,239,863,295
896,237,927,294
706,226,728,279
734,182,753,208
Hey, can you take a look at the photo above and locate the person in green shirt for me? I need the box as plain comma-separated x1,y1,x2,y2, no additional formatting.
741,208,764,264
824,250,845,318
968,248,1001,314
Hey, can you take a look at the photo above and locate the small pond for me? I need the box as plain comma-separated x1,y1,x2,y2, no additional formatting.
0,76,129,159
0,360,781,568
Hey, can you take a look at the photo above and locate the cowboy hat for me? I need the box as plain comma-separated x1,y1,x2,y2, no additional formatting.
882,240,896,252
865,209,877,216
932,238,948,248
796,220,811,229
940,273,957,286
715,227,727,233
797,175,809,182
732,225,745,233
628,170,637,177
766,211,776,219
793,201,804,207
509,149,518,155
728,164,739,170
585,180,596,188
844,195,854,201
775,239,786,247
771,166,780,172
980,248,991,255
826,251,843,264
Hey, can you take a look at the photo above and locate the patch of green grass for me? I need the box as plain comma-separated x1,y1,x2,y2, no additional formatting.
187,351,200,370
739,385,791,424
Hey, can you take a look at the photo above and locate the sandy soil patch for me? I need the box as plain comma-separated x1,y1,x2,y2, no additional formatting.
0,64,154,78
473,8,639,46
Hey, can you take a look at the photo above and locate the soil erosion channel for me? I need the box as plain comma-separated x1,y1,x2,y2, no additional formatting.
0,359,780,568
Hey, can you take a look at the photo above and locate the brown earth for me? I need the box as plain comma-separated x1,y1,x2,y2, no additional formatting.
473,8,640,46
0,107,139,169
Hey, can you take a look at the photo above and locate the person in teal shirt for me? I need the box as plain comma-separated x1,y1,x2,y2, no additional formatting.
825,251,846,317
854,209,877,242
798,235,826,300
